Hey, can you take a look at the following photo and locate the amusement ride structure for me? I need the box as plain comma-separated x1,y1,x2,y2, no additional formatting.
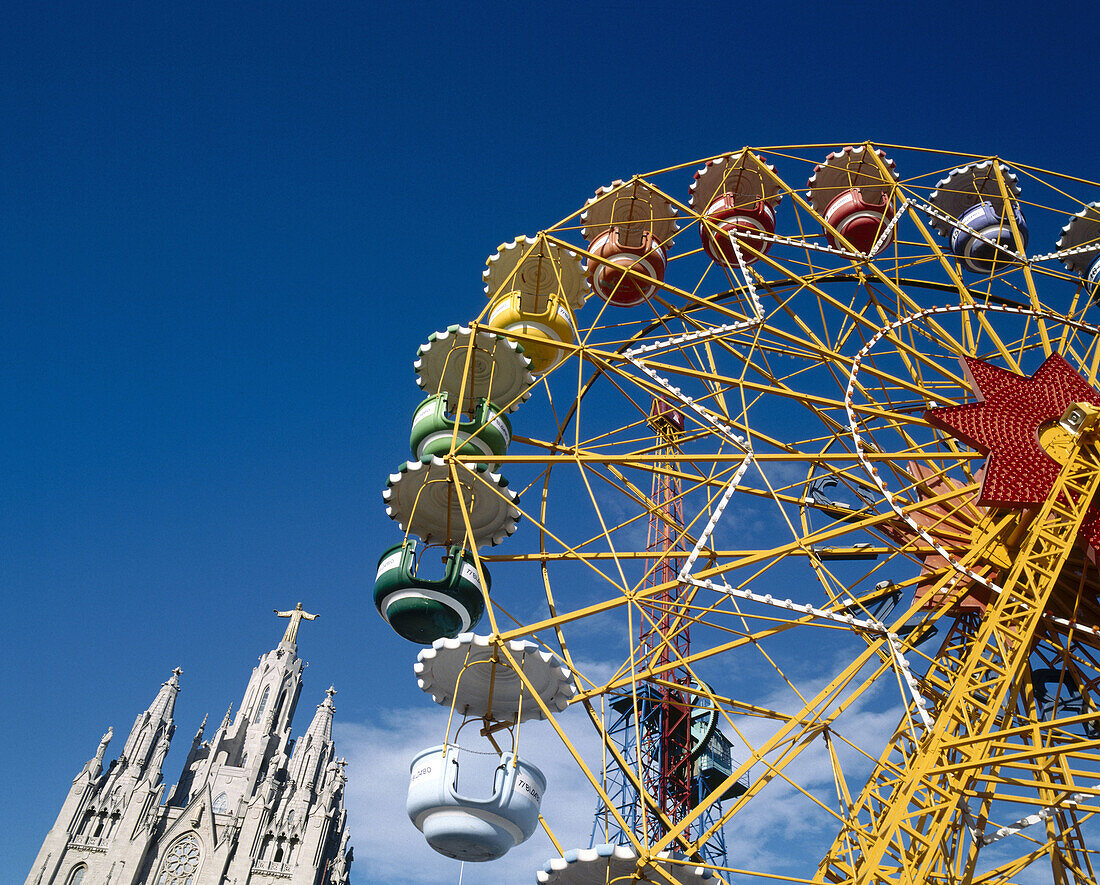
374,144,1100,884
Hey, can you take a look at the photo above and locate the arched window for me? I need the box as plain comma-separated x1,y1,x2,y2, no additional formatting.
286,809,295,828
272,690,286,724
212,792,229,814
66,866,87,885
156,833,202,885
255,686,271,718
273,840,285,863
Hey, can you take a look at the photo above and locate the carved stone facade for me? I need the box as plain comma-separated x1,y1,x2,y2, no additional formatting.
25,609,353,885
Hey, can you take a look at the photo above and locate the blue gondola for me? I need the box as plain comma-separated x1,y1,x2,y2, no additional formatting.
950,200,1028,274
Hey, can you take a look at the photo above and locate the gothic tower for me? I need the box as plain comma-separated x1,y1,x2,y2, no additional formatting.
25,605,354,885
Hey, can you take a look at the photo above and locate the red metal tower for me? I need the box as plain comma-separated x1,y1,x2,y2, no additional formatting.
637,397,694,844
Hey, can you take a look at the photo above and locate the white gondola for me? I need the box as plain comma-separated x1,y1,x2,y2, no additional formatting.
407,744,545,862
537,844,713,883
414,633,576,722
1057,202,1100,297
406,635,570,862
384,456,520,547
414,324,534,414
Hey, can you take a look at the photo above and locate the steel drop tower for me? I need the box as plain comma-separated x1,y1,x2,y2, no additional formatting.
590,398,728,865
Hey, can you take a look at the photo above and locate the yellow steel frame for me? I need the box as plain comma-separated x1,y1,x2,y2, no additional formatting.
819,414,1100,884
394,145,1100,884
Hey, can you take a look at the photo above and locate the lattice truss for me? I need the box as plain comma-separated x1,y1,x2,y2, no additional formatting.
390,145,1100,884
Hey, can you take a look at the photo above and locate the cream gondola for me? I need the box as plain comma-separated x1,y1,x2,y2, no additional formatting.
581,180,678,306
384,456,520,548
483,236,586,374
406,635,576,862
1057,202,1100,298
414,633,576,722
537,845,714,883
689,150,781,267
807,145,899,256
415,324,534,415
373,540,487,644
928,161,1028,274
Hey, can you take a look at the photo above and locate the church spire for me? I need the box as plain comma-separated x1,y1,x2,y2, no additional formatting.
23,607,353,885
288,687,336,791
185,607,315,800
147,668,182,722
305,686,337,743
120,667,180,775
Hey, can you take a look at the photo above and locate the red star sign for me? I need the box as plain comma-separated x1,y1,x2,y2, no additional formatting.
924,353,1100,548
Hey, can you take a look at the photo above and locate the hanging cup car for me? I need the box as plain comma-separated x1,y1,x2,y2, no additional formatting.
581,180,678,306
407,634,574,862
1057,202,1100,299
409,392,511,471
808,146,899,256
690,150,781,267
374,539,487,644
928,161,1029,274
485,289,576,375
483,236,586,374
406,744,546,862
950,201,1029,273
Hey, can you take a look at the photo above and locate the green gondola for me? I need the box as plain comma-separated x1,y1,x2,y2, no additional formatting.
374,539,488,644
409,392,511,470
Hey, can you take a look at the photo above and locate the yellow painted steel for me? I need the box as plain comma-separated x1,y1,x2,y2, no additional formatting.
818,410,1100,884
396,146,1100,884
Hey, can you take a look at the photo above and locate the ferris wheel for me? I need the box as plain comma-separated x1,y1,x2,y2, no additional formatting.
375,143,1100,884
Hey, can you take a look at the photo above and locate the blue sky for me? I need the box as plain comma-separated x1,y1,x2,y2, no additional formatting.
4,3,1100,883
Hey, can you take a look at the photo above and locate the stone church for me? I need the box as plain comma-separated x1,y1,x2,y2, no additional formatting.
25,605,354,885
